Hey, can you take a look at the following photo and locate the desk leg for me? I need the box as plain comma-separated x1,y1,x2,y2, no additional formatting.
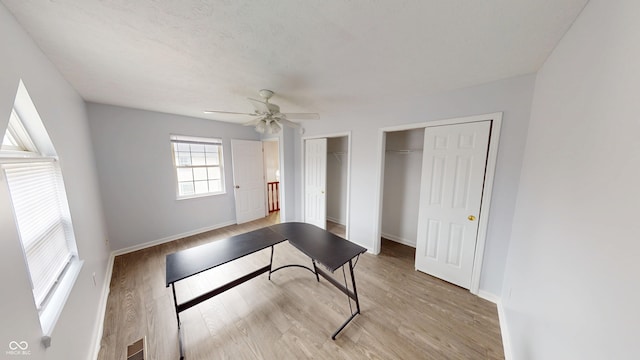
171,284,184,360
177,327,184,360
331,258,361,340
312,260,320,282
349,258,361,314
270,250,317,278
171,284,180,328
268,245,274,280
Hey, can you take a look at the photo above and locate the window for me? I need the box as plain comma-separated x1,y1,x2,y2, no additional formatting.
2,109,37,153
0,81,82,339
171,135,225,198
3,161,75,307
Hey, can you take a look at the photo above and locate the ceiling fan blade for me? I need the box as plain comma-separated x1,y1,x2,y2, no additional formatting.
242,116,265,126
278,118,300,128
204,110,258,116
281,113,320,120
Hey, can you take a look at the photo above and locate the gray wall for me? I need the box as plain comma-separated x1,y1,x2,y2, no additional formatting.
280,126,298,222
0,4,110,359
298,74,534,297
87,103,259,251
503,0,640,358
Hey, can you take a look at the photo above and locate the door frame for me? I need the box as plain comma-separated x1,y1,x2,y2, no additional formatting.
372,112,502,294
301,131,352,239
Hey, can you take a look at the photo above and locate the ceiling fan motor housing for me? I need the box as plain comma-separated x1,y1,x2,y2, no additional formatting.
258,89,274,101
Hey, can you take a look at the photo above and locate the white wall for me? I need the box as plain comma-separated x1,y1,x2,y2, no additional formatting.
326,136,348,224
281,126,299,222
86,103,259,251
502,1,640,358
298,74,534,296
0,4,109,359
381,129,424,247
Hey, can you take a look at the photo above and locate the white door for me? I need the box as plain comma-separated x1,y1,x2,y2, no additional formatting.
304,138,327,229
231,139,266,224
415,121,491,289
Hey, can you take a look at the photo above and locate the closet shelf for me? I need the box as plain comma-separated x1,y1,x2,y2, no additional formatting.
329,151,347,163
385,149,421,154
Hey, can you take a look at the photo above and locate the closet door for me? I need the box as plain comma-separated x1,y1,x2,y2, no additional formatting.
304,138,327,229
415,121,491,289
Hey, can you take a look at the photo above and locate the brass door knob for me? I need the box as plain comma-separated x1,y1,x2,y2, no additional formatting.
468,215,476,221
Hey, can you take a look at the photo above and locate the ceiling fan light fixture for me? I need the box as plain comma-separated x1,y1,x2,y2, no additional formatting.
268,119,282,134
255,119,267,133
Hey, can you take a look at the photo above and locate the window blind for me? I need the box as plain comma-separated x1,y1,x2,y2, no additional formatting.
3,161,74,309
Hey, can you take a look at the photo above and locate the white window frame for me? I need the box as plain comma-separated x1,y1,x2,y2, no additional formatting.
1,109,38,154
1,82,83,342
170,134,226,199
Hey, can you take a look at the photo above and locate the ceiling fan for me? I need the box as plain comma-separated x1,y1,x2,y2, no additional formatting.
204,89,319,134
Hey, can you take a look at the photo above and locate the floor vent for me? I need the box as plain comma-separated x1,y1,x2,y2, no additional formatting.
126,337,146,360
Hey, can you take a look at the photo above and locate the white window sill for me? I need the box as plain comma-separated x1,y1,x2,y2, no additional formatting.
176,191,227,200
38,258,84,346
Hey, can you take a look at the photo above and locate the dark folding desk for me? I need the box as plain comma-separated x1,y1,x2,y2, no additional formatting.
269,222,366,338
166,222,367,359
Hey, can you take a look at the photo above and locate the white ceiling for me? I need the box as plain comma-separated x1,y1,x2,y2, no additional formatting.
2,0,588,123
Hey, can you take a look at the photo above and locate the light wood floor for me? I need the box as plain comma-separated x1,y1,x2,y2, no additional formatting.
98,213,504,359
326,220,346,238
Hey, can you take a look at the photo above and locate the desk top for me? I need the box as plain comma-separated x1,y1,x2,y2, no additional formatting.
166,222,368,286
166,226,286,286
270,222,367,272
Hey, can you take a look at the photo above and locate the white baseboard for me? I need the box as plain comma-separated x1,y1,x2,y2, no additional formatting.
112,220,236,256
477,291,511,359
381,232,416,248
477,290,499,304
497,300,513,360
326,216,345,225
90,252,115,359
92,220,235,358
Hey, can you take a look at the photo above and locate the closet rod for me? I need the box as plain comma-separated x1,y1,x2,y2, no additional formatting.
385,149,421,154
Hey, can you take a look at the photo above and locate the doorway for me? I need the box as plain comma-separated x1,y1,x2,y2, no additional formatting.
374,113,502,294
326,137,349,238
262,138,281,223
303,132,351,239
381,128,425,248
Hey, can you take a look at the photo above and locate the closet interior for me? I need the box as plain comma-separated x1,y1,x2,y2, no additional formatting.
381,128,424,249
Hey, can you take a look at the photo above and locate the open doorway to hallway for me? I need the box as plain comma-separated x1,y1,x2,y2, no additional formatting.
263,138,281,224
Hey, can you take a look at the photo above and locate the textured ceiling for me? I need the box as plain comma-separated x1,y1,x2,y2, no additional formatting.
2,0,588,123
